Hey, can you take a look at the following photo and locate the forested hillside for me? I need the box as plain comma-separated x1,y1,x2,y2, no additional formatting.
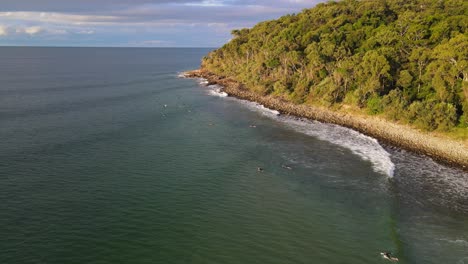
201,0,467,132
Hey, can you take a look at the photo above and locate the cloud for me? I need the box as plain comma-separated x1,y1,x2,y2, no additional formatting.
185,0,226,7
0,0,326,46
45,28,69,35
129,39,173,47
0,12,119,25
22,26,42,35
0,24,72,37
0,4,301,27
0,25,8,36
0,0,193,12
0,0,215,12
78,30,95,34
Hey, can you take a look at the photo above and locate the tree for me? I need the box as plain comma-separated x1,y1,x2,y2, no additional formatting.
355,50,391,105
201,0,467,130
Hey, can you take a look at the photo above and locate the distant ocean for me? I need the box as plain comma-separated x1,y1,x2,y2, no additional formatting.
1,47,467,264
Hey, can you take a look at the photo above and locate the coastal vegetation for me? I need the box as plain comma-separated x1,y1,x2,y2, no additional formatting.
201,0,468,134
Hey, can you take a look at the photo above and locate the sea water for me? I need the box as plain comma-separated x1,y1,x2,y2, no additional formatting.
1,47,467,264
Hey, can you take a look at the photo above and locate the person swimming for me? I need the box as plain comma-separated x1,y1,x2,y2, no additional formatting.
381,252,399,262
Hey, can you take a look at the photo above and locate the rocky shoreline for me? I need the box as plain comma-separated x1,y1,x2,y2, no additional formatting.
183,69,468,171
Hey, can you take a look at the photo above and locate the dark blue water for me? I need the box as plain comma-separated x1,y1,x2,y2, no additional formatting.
1,47,467,264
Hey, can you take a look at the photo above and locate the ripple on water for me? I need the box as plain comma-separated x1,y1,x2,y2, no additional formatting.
201,81,395,177
390,148,468,213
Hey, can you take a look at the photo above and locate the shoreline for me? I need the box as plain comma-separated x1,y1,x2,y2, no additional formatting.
183,69,468,172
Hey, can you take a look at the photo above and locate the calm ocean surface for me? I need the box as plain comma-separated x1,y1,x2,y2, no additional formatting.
0,47,467,264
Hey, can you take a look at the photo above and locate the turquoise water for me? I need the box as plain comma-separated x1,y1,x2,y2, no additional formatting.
0,47,467,264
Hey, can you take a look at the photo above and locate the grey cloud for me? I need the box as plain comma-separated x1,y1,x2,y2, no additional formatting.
1,3,317,27
109,5,294,24
1,0,322,12
1,0,323,27
236,0,321,6
0,0,326,47
0,0,201,12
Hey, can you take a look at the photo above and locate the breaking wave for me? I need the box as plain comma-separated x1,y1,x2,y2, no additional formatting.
207,85,228,97
279,117,395,176
237,99,394,177
192,76,395,177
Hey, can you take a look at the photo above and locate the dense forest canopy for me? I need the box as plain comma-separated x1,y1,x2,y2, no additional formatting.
202,0,468,131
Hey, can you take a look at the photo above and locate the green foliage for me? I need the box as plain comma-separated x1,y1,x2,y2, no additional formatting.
202,0,468,131
397,70,413,89
407,101,458,131
265,58,280,68
382,89,408,121
366,96,384,115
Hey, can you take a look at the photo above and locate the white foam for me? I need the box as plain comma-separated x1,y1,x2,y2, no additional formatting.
190,77,209,86
194,79,395,177
438,238,468,247
238,100,281,117
236,99,394,177
205,85,227,97
182,75,209,85
257,104,280,116
391,149,468,206
177,72,187,78
279,117,395,176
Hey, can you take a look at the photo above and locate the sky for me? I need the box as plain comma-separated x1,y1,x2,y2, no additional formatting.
0,0,325,47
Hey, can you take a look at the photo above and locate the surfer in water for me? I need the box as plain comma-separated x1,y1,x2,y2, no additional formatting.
380,252,399,262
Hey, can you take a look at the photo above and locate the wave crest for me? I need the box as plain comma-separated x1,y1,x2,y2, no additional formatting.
192,77,394,177
238,99,395,177
280,117,395,177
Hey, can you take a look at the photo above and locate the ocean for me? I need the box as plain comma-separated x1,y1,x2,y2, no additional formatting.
0,47,467,264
